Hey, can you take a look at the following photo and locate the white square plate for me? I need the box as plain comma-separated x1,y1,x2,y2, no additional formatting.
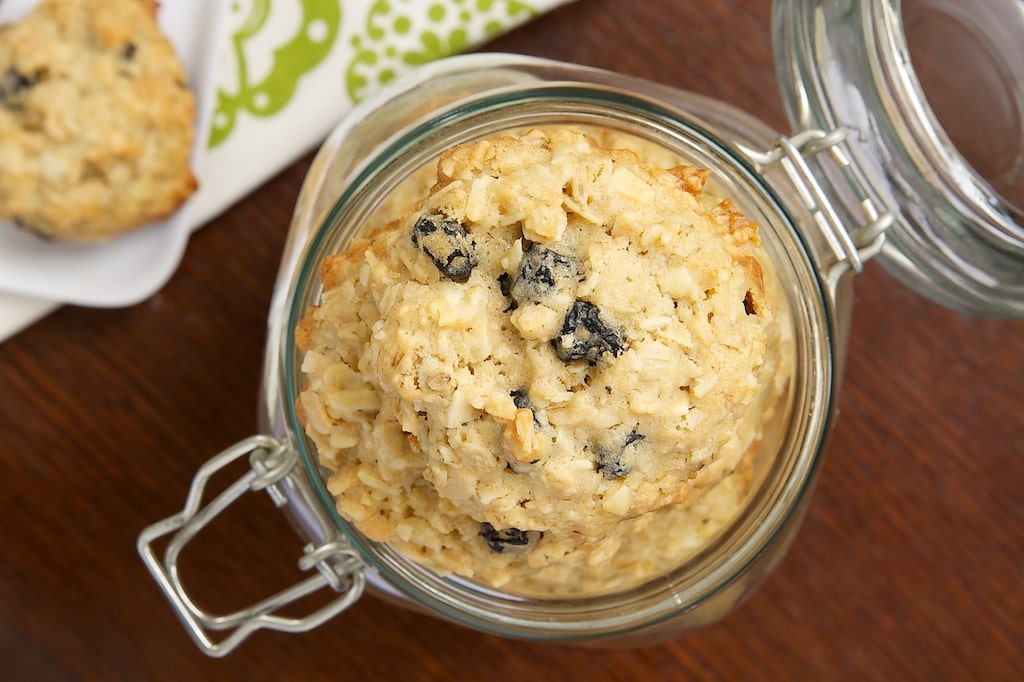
0,0,226,307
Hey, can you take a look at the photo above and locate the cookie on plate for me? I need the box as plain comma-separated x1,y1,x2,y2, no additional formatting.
297,128,783,593
0,0,197,241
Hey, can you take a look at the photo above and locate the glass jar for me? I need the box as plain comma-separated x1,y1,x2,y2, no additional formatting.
775,0,1024,316
138,0,1023,657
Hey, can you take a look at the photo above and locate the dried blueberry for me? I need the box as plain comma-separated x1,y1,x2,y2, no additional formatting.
480,522,542,553
595,448,631,479
510,389,532,411
498,271,514,297
497,272,518,312
510,389,547,430
624,425,645,448
594,425,644,479
0,67,36,108
411,214,477,283
552,300,626,364
509,243,575,306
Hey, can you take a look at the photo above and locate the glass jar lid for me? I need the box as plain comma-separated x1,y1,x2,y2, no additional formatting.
774,0,1024,317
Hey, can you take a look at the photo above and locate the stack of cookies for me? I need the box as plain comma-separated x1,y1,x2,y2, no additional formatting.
297,128,786,595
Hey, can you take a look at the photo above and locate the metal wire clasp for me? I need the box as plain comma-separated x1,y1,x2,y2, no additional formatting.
742,128,896,286
137,435,365,657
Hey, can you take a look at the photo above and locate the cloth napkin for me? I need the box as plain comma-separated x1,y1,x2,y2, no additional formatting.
0,0,571,342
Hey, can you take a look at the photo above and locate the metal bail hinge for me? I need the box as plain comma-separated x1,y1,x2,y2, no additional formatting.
137,435,366,657
743,128,896,284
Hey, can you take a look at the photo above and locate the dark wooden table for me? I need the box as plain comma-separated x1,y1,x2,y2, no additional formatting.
2,2,1021,679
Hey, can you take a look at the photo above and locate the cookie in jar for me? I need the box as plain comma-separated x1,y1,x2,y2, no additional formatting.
296,127,790,596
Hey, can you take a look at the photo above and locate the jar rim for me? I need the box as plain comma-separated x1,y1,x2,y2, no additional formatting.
277,65,839,639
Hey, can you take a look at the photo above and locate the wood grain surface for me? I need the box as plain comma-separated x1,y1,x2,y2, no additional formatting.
1,1,1021,680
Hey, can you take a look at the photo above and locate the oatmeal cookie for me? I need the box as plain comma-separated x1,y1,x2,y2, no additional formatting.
297,128,783,593
0,0,197,240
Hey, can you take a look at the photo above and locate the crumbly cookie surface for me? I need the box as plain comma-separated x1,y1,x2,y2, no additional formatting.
0,0,197,240
298,129,783,594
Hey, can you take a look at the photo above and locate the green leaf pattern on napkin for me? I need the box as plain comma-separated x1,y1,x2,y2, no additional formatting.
346,0,537,103
211,0,341,148
210,0,540,148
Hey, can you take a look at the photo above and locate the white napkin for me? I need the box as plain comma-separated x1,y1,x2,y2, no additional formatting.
0,0,571,341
